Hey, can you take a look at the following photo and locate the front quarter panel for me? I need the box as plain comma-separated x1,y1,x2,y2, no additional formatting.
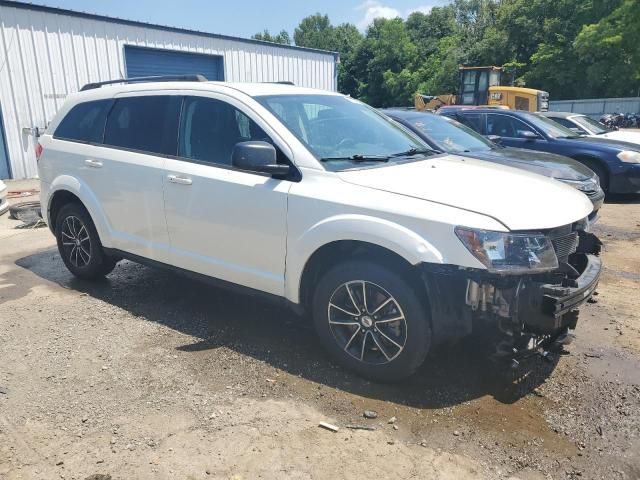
284,168,505,304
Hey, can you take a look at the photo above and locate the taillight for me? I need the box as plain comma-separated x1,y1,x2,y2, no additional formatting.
35,142,43,161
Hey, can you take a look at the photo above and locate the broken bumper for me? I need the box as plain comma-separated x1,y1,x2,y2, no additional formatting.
518,253,601,334
540,254,601,318
422,252,602,345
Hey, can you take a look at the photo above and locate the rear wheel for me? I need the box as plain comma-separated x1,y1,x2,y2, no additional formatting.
312,261,431,382
55,203,117,280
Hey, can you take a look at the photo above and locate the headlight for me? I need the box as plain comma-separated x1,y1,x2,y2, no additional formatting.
558,177,599,192
455,227,558,274
617,151,640,163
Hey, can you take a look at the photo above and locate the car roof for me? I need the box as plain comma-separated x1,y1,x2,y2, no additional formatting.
66,81,341,103
539,111,578,118
448,108,530,116
380,109,439,120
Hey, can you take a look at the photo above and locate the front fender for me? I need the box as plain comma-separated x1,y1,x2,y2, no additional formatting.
285,214,444,304
47,175,113,246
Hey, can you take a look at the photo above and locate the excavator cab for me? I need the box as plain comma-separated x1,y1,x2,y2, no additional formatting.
458,66,502,105
414,65,549,112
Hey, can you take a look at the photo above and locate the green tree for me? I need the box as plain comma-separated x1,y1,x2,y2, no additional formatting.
255,1,634,103
573,0,640,97
496,0,622,98
293,14,363,97
351,18,419,106
293,14,333,50
251,29,291,45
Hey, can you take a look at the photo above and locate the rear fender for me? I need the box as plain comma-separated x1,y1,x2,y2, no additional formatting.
47,175,113,246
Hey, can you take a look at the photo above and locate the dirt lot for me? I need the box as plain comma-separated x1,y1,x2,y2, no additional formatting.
1,180,638,480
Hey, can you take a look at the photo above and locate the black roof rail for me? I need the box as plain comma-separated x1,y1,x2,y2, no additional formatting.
80,74,208,91
261,81,295,85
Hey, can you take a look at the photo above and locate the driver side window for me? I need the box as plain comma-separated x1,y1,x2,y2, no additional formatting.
486,115,534,139
179,96,270,165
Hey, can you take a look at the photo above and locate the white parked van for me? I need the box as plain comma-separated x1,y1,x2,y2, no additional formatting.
37,77,602,381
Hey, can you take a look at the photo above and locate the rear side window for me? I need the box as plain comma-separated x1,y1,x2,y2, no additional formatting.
104,96,181,156
54,100,111,143
456,113,485,133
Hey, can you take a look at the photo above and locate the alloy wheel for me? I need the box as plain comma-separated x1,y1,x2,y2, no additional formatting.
327,280,408,365
60,215,92,268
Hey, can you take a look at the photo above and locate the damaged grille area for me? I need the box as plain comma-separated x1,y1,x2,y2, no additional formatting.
551,231,579,262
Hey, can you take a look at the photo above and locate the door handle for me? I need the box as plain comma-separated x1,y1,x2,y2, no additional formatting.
85,159,103,168
167,174,193,185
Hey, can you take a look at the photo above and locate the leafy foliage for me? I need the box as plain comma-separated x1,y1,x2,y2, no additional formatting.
254,0,638,105
251,29,291,45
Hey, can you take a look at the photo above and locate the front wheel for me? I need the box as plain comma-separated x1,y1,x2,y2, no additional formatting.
311,261,431,382
55,203,117,280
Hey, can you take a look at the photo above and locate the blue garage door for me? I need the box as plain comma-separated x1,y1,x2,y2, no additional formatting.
0,104,10,179
124,45,224,81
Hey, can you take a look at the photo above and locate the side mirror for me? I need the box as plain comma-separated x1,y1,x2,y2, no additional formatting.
486,134,502,143
519,130,539,140
232,141,290,176
569,127,582,134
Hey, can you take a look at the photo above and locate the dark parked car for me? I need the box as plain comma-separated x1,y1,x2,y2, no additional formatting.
382,109,604,216
439,108,640,194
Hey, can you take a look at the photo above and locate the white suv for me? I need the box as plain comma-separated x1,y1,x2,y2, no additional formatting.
38,77,602,381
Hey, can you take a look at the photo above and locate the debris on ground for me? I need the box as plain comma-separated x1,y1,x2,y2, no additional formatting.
318,421,339,432
363,410,378,419
346,425,376,431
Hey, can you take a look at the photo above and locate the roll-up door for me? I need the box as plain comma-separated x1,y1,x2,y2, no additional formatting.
124,45,224,81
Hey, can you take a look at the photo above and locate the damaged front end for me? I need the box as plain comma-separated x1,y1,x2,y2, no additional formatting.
423,221,602,368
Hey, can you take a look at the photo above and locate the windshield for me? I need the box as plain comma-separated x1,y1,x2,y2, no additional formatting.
403,113,493,153
523,112,580,139
255,94,429,169
572,115,611,135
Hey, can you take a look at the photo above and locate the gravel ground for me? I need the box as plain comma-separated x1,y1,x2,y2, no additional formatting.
0,180,638,480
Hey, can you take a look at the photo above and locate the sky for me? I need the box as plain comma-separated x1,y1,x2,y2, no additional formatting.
26,0,452,39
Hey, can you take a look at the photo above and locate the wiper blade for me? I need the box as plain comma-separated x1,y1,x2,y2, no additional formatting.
390,147,438,157
320,154,390,163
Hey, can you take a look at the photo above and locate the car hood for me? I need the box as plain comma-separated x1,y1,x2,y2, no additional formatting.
337,155,593,231
569,135,640,151
462,147,594,181
598,130,640,146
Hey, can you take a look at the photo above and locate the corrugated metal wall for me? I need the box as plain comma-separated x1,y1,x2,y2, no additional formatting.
549,97,640,119
0,3,337,179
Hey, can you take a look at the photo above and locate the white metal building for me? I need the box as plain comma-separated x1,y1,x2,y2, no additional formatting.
0,1,338,179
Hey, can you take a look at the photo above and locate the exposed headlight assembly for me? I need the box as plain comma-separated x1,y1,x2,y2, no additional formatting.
617,151,640,163
455,227,558,274
559,177,599,192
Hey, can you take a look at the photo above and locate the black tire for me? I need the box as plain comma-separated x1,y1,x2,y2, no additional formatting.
55,203,117,280
311,260,431,382
9,201,42,221
580,159,609,193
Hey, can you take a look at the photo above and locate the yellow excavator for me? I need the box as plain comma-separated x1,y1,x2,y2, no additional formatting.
415,66,549,112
